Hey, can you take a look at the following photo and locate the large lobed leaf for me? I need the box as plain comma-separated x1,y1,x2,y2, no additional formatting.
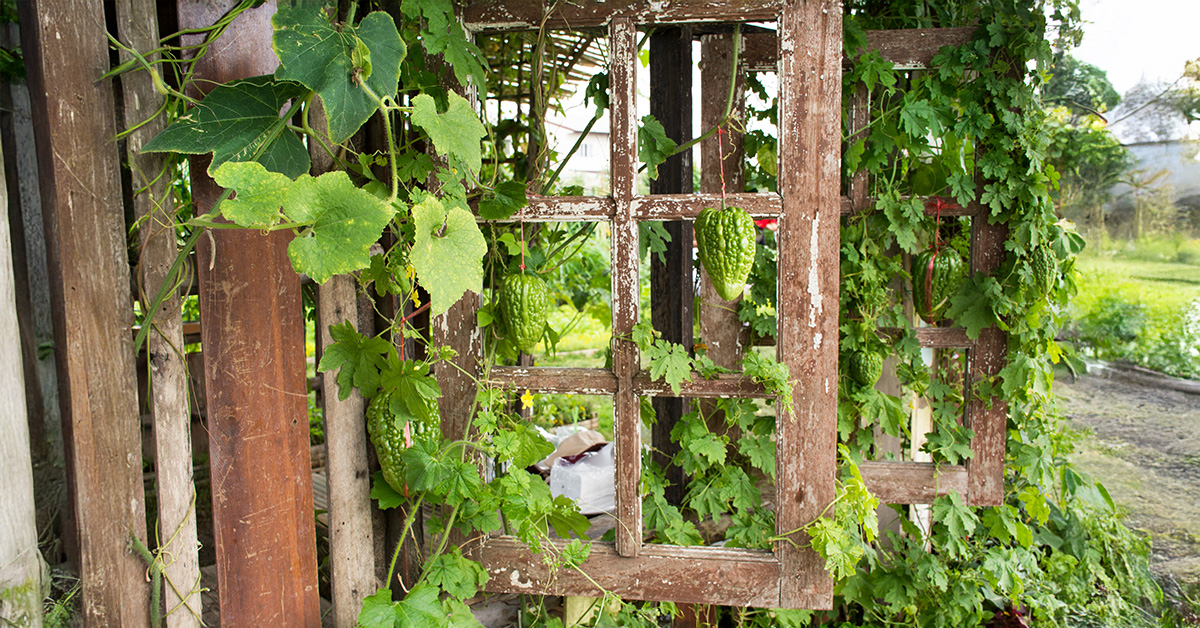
273,1,406,143
143,76,310,178
409,193,487,316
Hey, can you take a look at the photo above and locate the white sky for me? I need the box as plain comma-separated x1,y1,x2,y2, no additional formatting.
1072,0,1200,95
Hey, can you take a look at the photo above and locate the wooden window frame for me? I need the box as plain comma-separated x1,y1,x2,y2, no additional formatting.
454,0,1008,611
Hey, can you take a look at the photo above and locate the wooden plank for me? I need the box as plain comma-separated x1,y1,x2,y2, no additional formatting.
310,98,376,627
0,122,43,628
463,0,782,32
649,26,694,507
181,2,321,626
18,0,151,622
878,326,974,349
774,0,840,610
743,27,977,71
112,1,202,624
859,462,968,504
475,537,781,607
633,193,781,219
608,17,642,558
485,193,782,223
840,195,983,217
488,367,772,398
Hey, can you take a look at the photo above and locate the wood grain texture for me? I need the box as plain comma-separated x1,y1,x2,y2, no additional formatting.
0,124,43,628
318,276,377,626
18,1,150,623
475,537,781,607
774,0,841,610
743,27,977,71
840,195,983,217
487,367,773,398
182,2,321,626
698,32,748,372
609,17,642,558
463,0,782,32
113,0,202,624
878,326,974,349
859,462,968,504
311,97,377,627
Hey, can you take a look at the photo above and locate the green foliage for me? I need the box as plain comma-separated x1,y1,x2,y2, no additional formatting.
1043,54,1121,116
410,193,488,316
273,1,406,143
638,115,677,181
143,75,310,177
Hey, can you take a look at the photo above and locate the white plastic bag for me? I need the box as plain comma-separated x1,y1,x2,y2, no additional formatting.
548,443,615,516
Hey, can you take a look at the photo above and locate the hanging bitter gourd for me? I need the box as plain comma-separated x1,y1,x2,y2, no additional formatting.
695,205,757,301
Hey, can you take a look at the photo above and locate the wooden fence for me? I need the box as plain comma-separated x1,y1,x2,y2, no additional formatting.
2,1,1008,626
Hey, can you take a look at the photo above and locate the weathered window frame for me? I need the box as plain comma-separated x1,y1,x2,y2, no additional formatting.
453,0,1009,611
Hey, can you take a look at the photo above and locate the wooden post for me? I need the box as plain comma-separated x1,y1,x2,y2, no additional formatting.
648,26,694,507
609,17,643,558
698,32,747,371
776,0,840,609
0,121,42,628
312,98,378,627
113,2,203,625
18,1,151,623
180,2,321,625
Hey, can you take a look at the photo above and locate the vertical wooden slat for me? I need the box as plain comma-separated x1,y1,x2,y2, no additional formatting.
609,16,642,558
648,26,694,507
112,2,203,625
18,1,151,623
311,99,377,626
698,33,748,369
0,125,43,628
848,85,870,212
181,2,321,626
965,219,1008,506
775,0,840,610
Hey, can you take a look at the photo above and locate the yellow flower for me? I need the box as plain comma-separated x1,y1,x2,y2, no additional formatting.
520,389,534,410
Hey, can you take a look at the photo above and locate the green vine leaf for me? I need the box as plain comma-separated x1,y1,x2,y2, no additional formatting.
423,548,489,600
211,161,293,228
410,194,487,316
317,320,392,400
638,114,677,181
282,170,396,284
393,585,445,628
368,471,405,510
410,93,487,175
478,180,528,221
400,0,488,90
273,2,406,143
142,75,309,178
358,589,399,628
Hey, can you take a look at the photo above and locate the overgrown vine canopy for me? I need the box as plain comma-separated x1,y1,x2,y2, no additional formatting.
111,0,1166,625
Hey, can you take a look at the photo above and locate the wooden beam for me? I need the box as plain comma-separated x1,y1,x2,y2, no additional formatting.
743,27,978,71
463,0,782,32
609,17,642,558
859,462,968,504
311,98,376,627
488,367,773,398
649,26,694,507
475,537,782,607
774,0,840,610
112,1,202,624
18,1,150,623
181,2,321,625
0,113,43,628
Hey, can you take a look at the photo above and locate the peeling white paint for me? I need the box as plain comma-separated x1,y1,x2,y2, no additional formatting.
806,215,823,328
509,570,533,589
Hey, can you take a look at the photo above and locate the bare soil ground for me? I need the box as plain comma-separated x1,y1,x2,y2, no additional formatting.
1056,370,1200,585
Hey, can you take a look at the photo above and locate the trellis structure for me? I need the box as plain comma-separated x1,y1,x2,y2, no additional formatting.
5,0,1010,625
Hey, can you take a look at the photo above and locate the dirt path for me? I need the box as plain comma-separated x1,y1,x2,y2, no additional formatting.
1056,371,1200,584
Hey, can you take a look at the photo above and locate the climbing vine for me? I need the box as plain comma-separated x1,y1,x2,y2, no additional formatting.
109,0,1170,626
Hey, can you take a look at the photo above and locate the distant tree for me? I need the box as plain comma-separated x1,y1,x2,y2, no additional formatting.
1045,108,1132,233
1044,54,1121,119
1166,57,1200,123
